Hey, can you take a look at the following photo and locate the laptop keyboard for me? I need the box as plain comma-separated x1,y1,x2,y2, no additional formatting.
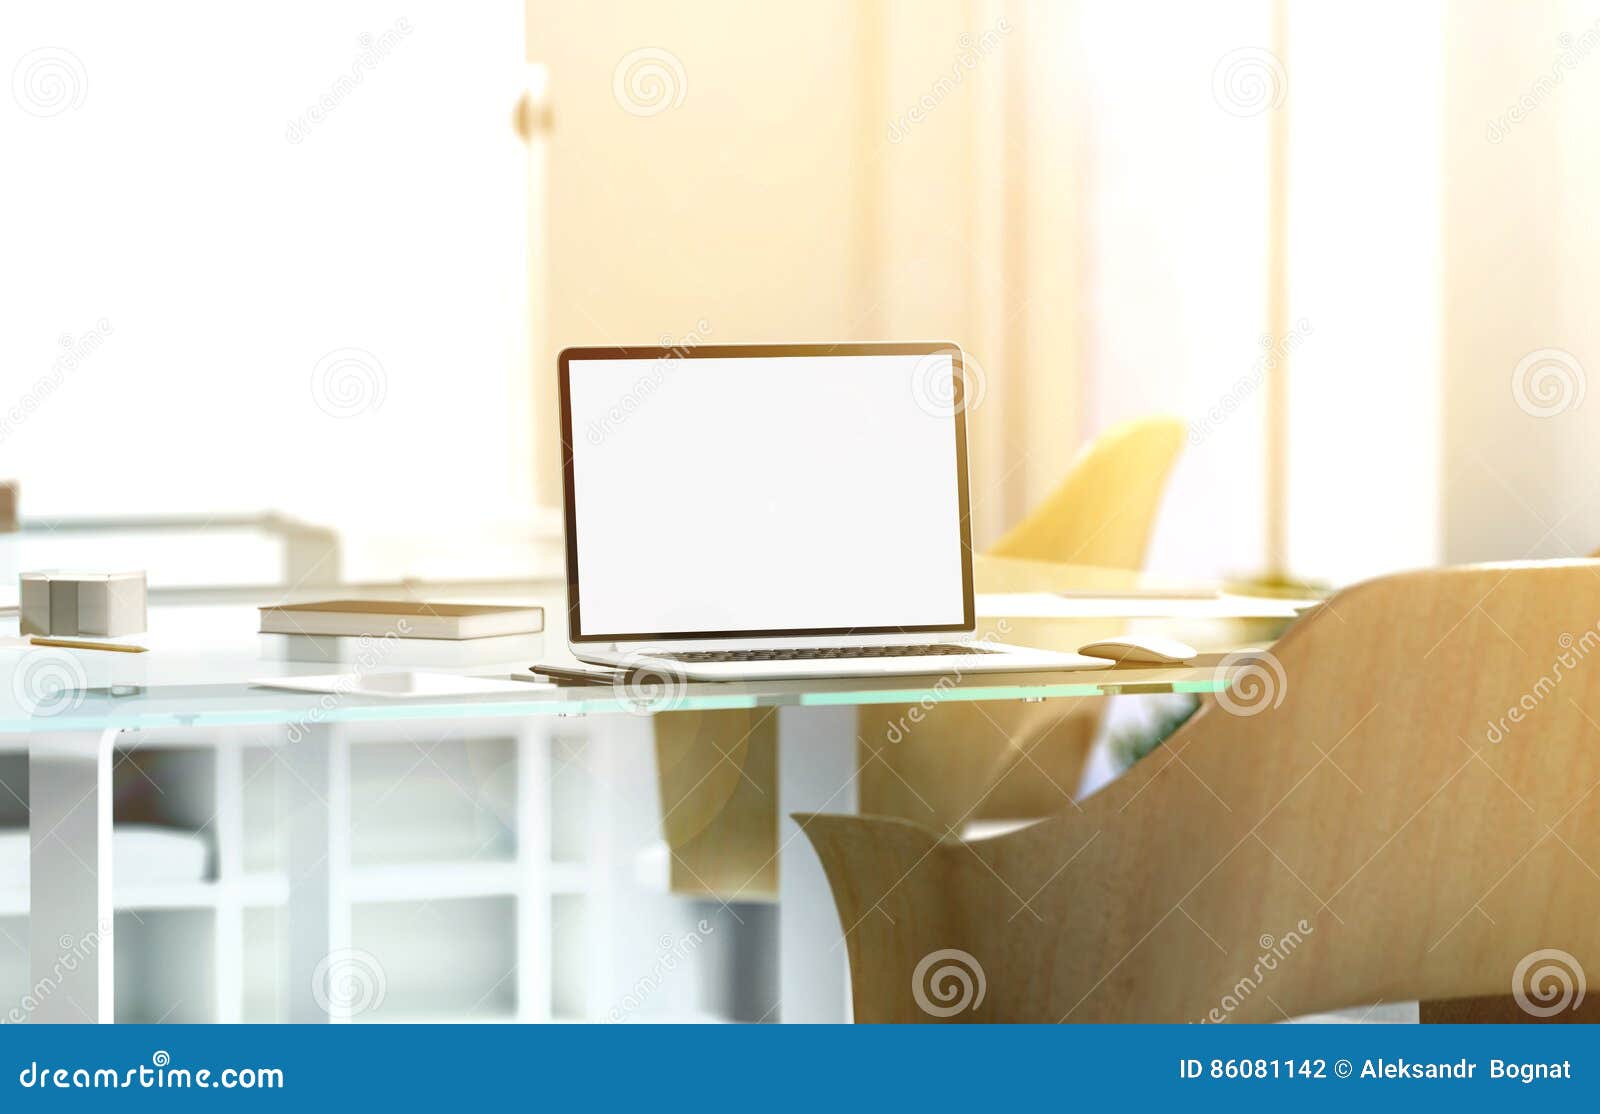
658,644,997,663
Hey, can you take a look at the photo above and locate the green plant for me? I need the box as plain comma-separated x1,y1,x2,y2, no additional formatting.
1108,694,1201,773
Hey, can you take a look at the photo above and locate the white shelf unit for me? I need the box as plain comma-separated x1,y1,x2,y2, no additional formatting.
0,714,631,1024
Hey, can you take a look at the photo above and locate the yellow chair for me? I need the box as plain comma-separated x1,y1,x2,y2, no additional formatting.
988,416,1187,565
804,562,1600,1022
857,416,1186,828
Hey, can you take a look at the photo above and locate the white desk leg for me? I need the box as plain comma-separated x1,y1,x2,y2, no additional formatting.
28,730,118,1024
285,725,349,1023
777,704,858,1024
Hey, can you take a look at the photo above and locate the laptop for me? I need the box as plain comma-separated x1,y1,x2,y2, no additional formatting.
558,341,1108,681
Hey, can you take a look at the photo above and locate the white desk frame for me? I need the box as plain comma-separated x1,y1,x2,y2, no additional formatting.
23,709,863,1025
27,729,118,1023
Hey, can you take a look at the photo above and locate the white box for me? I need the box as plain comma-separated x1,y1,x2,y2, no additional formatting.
19,570,147,637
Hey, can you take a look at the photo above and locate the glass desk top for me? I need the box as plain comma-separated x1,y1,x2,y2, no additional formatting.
0,602,1239,736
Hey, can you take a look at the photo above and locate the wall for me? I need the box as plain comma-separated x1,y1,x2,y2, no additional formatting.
1442,0,1600,563
525,0,1084,547
525,0,877,504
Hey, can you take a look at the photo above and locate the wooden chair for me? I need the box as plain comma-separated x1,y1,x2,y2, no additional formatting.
859,415,1186,827
1415,545,1600,1021
654,417,1185,899
802,561,1600,1021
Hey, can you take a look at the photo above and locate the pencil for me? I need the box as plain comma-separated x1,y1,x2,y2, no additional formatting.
29,637,149,654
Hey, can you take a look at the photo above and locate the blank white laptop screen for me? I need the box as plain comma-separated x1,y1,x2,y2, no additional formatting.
564,350,970,639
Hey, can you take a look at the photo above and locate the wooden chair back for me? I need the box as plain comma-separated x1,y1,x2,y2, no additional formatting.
805,561,1600,1021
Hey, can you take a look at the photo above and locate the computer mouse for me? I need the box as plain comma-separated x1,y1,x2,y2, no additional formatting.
1078,636,1198,665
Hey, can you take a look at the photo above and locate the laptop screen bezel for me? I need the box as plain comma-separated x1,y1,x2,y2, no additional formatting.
558,341,977,644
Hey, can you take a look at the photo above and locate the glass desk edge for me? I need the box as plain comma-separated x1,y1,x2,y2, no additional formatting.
0,670,1226,735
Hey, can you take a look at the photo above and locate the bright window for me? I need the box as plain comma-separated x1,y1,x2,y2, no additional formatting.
0,2,530,529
